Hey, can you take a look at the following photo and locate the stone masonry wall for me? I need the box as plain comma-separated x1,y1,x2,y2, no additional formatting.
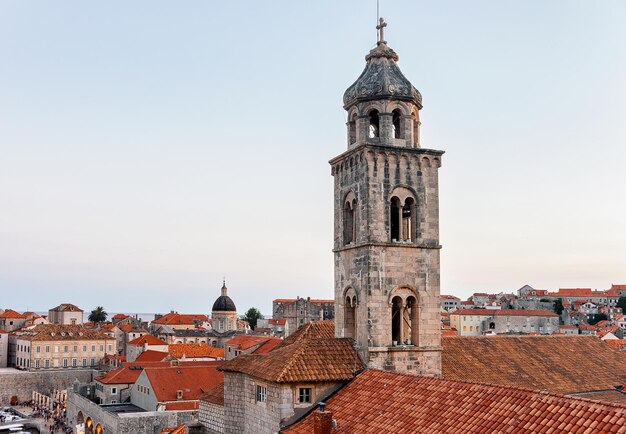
0,368,95,405
199,400,224,433
331,143,443,376
67,390,197,434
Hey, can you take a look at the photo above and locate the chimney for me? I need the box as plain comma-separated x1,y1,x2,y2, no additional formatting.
314,402,333,434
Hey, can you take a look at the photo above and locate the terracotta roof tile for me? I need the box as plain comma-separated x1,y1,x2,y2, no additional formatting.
282,369,626,434
15,324,109,341
0,309,26,319
163,401,199,411
199,383,224,406
605,339,626,350
276,320,335,349
112,313,130,320
160,424,187,434
221,338,363,383
443,336,626,397
51,303,82,312
144,362,223,402
128,335,167,346
134,350,169,362
168,343,224,359
152,312,208,325
225,335,281,351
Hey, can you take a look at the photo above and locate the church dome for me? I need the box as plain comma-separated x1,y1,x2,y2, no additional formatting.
343,27,422,110
212,281,237,312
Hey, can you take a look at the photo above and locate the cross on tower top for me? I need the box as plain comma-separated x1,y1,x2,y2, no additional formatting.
376,17,387,43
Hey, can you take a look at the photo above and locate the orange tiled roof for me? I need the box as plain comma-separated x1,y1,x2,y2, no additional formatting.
199,383,224,406
128,334,167,346
135,350,169,362
281,369,626,434
225,335,281,351
443,336,626,397
51,303,82,312
152,312,208,325
269,318,287,326
220,338,363,383
112,313,130,320
15,324,109,341
605,339,626,350
164,401,199,411
168,343,224,359
144,362,223,402
160,424,187,434
450,309,557,317
0,309,26,319
253,338,283,354
277,320,335,349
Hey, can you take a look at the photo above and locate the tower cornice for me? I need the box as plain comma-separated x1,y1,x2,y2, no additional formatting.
329,143,444,166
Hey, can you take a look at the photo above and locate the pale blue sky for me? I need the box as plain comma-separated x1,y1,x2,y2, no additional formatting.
1,1,625,316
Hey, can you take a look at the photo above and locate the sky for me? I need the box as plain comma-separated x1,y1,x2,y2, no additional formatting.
1,1,625,316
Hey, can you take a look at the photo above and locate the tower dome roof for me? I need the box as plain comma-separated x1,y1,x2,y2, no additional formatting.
343,19,422,110
212,281,237,312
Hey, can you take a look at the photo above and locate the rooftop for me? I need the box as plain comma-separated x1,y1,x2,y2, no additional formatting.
143,362,223,402
450,309,558,317
281,369,626,434
220,338,363,383
442,336,626,398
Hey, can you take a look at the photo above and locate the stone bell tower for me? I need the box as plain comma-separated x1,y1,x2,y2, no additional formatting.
331,18,443,376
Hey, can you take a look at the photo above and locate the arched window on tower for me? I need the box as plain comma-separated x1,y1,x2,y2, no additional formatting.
390,197,401,241
412,110,420,147
402,197,414,242
344,289,357,339
348,113,357,145
368,110,380,138
390,288,419,346
390,194,416,242
392,109,402,139
343,193,357,245
391,296,402,344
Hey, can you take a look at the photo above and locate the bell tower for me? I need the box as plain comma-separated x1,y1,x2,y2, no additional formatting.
332,19,443,376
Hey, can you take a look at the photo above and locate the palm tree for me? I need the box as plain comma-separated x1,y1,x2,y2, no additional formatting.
89,306,107,323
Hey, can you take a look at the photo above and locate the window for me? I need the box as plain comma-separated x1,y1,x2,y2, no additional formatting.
343,199,356,245
72,358,77,367
298,388,311,404
100,345,104,352
91,358,95,366
392,109,401,139
111,387,117,394
368,110,379,138
82,358,87,367
73,345,78,352
44,359,50,368
83,345,87,352
35,359,40,368
64,346,68,353
256,385,267,403
91,345,96,352
36,346,40,353
108,345,112,352
63,358,68,368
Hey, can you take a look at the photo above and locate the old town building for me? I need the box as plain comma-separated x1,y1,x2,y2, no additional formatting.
48,303,84,325
272,298,334,336
11,324,114,371
211,281,239,333
449,309,560,336
331,18,443,375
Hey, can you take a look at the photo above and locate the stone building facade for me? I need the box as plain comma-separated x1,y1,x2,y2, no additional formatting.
450,309,560,336
332,19,443,375
11,324,115,371
48,303,83,325
272,298,334,336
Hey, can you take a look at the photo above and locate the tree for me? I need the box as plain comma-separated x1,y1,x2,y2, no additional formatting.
616,296,626,314
587,313,608,326
241,307,263,330
554,298,565,315
89,306,107,323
